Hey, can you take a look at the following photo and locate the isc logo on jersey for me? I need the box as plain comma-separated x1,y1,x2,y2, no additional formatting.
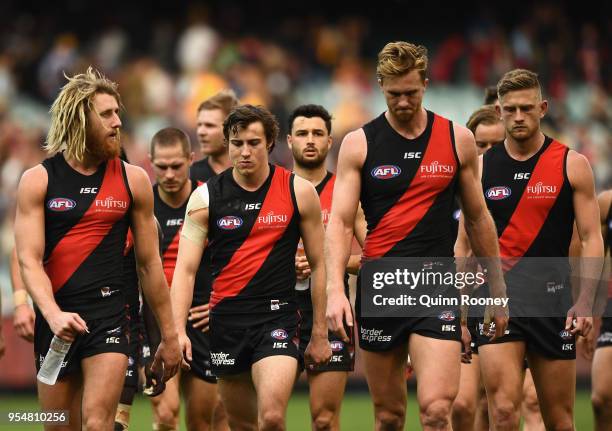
486,186,512,200
217,216,243,230
47,197,77,211
371,165,401,180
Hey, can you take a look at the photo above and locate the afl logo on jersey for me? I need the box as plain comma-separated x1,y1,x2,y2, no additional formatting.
371,165,401,179
486,186,511,200
47,197,77,211
330,341,344,352
438,310,456,321
217,216,243,230
271,329,288,340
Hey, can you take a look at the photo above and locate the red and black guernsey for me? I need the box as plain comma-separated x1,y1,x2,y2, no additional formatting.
482,137,573,261
190,158,217,186
361,110,460,259
153,181,212,305
43,153,132,320
207,164,300,324
295,172,349,310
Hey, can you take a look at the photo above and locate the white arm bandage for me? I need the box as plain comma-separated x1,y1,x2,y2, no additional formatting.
181,184,209,245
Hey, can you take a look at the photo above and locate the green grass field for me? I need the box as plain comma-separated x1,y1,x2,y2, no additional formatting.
0,391,595,430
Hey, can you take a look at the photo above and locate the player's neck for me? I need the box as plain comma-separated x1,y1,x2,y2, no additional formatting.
293,163,327,186
385,107,427,139
159,179,193,208
233,163,270,191
207,152,231,174
64,153,104,175
505,131,546,161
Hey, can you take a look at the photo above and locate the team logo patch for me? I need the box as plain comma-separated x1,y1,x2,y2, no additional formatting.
330,341,344,352
271,329,288,340
371,165,401,179
559,330,573,340
486,186,511,200
438,310,456,321
47,197,77,211
217,216,243,230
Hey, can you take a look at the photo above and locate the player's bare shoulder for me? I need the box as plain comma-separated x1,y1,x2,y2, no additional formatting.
452,123,478,167
566,149,595,189
337,128,367,168
293,175,320,215
123,161,153,202
17,164,48,201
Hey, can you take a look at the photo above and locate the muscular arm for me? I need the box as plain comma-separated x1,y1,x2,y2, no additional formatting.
325,130,365,294
15,166,87,341
127,165,177,340
567,152,604,315
296,176,331,366
170,189,208,335
15,167,59,319
346,204,366,275
11,246,35,342
455,126,507,338
324,130,366,337
456,127,505,296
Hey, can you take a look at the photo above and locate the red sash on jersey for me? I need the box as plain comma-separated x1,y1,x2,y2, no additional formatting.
362,115,457,260
45,158,130,293
499,140,567,270
162,229,181,286
210,168,295,308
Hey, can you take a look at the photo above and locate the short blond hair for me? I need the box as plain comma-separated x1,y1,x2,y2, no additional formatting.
197,89,239,117
497,69,541,99
45,67,122,162
376,41,428,83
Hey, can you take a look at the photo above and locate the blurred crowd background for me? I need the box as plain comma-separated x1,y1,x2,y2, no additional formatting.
0,1,610,385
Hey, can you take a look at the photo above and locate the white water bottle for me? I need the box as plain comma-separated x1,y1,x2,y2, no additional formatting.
37,335,72,385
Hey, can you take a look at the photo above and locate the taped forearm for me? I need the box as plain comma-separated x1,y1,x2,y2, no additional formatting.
181,185,209,245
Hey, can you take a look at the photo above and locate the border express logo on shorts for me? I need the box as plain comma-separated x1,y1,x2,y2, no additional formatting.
486,186,511,200
217,215,243,230
371,165,401,180
47,197,76,211
271,329,288,340
330,341,344,352
438,310,456,321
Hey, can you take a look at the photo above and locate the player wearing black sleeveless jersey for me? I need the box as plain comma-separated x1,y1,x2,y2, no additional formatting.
171,105,331,430
589,189,612,430
15,68,181,430
326,42,507,430
287,104,364,431
148,128,228,431
191,90,238,185
456,69,603,430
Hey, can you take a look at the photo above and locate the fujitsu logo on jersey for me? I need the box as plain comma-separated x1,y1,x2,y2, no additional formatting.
95,196,129,210
257,211,288,226
217,216,243,230
420,161,454,176
371,165,401,179
47,197,77,211
486,186,512,200
526,182,557,198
